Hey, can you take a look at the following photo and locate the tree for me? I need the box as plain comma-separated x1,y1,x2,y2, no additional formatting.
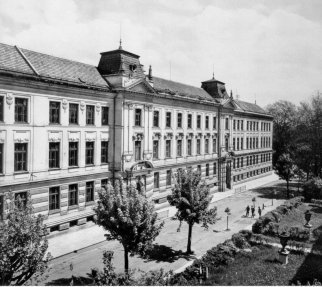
0,193,51,285
266,100,298,166
167,169,219,254
274,153,296,198
94,179,164,274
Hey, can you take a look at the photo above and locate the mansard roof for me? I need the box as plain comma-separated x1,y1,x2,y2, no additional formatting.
153,76,215,102
0,43,109,89
234,99,269,115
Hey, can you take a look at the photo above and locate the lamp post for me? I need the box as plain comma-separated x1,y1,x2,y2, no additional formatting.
225,207,231,231
252,197,256,207
272,190,277,206
304,210,312,228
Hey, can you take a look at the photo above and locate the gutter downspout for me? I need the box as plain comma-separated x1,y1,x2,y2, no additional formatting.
218,104,222,192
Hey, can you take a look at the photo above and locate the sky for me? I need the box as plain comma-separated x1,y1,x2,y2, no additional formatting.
0,0,321,107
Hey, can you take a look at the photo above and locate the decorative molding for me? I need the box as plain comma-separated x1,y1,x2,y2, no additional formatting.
144,151,152,160
96,103,101,113
80,101,86,112
186,132,194,139
14,131,30,143
100,132,109,141
68,132,80,142
48,132,62,142
6,93,13,106
132,132,144,141
85,132,96,142
204,133,211,138
175,132,184,140
144,104,153,111
153,132,161,140
164,132,173,140
195,133,202,139
62,99,68,111
123,153,133,162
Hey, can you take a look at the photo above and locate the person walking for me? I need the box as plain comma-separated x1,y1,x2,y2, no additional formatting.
251,206,255,218
245,205,250,217
262,203,265,210
258,206,262,217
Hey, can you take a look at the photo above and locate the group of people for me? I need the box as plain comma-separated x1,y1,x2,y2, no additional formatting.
245,203,264,218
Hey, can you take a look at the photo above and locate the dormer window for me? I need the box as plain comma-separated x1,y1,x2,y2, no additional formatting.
129,64,137,72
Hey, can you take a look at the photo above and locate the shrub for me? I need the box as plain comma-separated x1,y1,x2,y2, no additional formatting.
239,229,253,240
271,211,281,222
232,233,251,249
265,222,279,237
303,178,322,201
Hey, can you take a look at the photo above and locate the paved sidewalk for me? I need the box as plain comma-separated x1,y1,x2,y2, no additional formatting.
47,173,279,258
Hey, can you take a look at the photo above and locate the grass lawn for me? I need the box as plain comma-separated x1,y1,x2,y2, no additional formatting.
205,245,322,286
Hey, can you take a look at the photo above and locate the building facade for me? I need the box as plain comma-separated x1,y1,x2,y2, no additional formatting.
0,42,273,231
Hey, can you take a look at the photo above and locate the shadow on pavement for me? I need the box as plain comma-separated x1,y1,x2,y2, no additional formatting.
142,244,196,263
45,275,93,286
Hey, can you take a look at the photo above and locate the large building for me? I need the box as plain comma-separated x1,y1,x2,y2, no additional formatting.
0,42,273,231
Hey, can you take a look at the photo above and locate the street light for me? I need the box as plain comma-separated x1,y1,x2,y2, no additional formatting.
225,207,231,231
272,190,277,206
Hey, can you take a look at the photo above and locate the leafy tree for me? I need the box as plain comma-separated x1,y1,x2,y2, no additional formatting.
274,153,296,198
0,192,51,285
266,100,298,165
94,179,164,274
303,177,322,201
167,169,219,254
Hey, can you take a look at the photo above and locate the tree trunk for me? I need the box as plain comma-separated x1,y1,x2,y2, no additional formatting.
124,246,129,275
187,223,193,254
286,179,290,198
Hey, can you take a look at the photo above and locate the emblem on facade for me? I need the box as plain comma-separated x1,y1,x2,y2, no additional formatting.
123,153,133,162
62,99,68,111
80,101,86,112
164,132,173,140
96,103,101,113
6,93,13,107
132,133,144,141
152,132,161,140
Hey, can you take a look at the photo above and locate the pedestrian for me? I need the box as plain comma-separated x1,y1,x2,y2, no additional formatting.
258,206,262,217
251,206,255,218
245,205,250,217
262,203,265,210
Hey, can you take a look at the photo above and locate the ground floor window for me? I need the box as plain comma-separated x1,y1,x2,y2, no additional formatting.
49,186,60,210
154,172,159,189
86,181,94,202
68,184,78,206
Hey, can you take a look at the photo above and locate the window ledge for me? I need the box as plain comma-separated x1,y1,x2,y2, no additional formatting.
85,201,95,206
49,123,61,126
68,205,78,210
69,123,79,126
48,209,60,215
14,171,29,175
14,122,29,125
68,166,79,169
49,168,61,171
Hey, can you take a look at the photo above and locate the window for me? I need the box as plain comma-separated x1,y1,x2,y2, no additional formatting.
177,113,182,128
187,139,192,156
196,139,201,155
135,141,142,161
237,158,240,168
0,143,3,174
206,164,209,176
212,138,217,153
213,117,217,130
241,157,244,167
197,165,201,174
86,142,94,165
49,101,60,124
86,181,94,202
187,114,192,128
233,138,236,150
49,142,60,169
154,172,159,189
49,186,60,210
237,138,240,150
166,170,171,186
233,120,236,130
213,162,217,175
165,140,171,158
15,191,28,208
205,138,209,154
205,116,209,129
166,112,171,128
15,98,28,123
86,105,95,125
69,142,78,167
153,140,159,159
237,120,240,130
0,96,3,122
247,138,249,149
102,107,109,125
14,143,27,172
197,115,201,129
135,109,142,126
225,118,229,130
101,141,109,164
241,120,243,130
153,111,159,127
69,103,78,124
225,137,229,151
241,138,244,150
177,140,182,157
68,184,78,206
